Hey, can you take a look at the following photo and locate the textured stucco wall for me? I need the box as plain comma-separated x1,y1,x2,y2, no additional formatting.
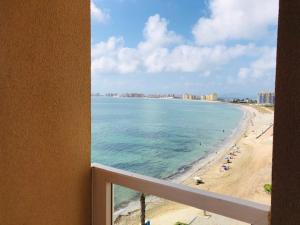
0,1,91,225
272,0,300,224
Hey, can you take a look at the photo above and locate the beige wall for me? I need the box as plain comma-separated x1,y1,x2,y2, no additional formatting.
0,1,91,225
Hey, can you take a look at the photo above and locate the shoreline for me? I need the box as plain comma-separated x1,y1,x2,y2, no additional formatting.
114,103,251,220
115,104,273,224
169,104,250,184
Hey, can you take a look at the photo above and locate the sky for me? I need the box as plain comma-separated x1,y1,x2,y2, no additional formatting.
91,0,279,98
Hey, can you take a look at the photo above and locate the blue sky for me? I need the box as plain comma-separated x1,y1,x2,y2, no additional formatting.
91,0,279,98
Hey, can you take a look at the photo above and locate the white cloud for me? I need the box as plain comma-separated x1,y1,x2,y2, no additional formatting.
92,37,140,74
166,44,255,72
92,38,256,74
193,0,279,45
91,1,110,23
92,14,259,75
92,13,277,78
138,14,182,52
238,47,277,80
150,44,256,73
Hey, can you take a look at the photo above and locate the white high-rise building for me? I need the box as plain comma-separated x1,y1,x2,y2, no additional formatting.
257,92,275,105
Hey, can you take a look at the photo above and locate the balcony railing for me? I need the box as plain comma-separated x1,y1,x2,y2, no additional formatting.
92,163,270,225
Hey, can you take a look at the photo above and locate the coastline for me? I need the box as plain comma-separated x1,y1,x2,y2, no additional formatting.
115,104,273,225
114,103,252,221
169,103,250,184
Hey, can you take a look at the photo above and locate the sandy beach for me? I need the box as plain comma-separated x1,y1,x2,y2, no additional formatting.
115,104,274,225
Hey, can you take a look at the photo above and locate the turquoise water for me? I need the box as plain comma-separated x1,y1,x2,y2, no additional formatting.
91,97,243,207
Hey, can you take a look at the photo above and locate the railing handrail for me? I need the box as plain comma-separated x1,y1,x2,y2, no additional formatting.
92,163,270,225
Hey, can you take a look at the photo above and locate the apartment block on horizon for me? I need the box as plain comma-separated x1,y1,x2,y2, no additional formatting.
182,93,196,100
184,93,218,101
201,93,218,101
206,93,218,101
257,92,275,105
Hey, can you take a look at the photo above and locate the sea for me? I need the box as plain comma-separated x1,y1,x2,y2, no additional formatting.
91,96,244,208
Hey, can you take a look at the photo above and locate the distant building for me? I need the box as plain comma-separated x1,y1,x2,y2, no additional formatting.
205,93,218,101
91,92,101,96
105,93,118,97
182,93,218,101
182,93,188,100
119,93,145,98
182,93,195,100
257,92,275,105
231,98,257,104
147,93,176,99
